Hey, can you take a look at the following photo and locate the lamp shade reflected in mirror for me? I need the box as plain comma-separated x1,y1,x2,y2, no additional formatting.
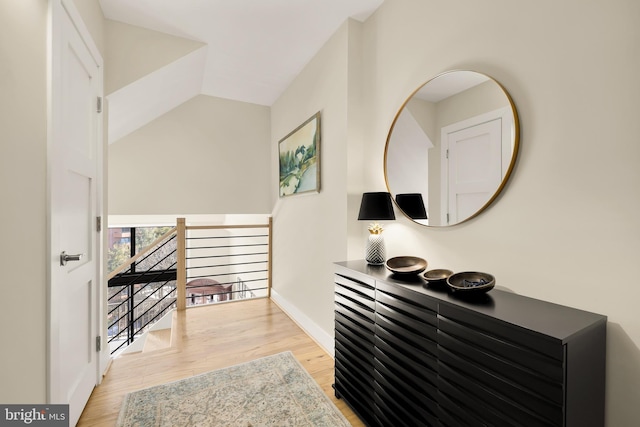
385,70,520,227
396,193,427,219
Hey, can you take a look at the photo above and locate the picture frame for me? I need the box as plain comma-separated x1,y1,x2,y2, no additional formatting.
278,111,321,197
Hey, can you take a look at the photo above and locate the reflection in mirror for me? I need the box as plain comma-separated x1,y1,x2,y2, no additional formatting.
385,70,519,227
396,193,428,224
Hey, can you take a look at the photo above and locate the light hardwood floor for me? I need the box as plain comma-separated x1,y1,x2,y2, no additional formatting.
78,298,364,426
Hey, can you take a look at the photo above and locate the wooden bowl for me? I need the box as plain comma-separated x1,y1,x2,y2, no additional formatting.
447,272,495,293
424,269,453,284
385,256,428,275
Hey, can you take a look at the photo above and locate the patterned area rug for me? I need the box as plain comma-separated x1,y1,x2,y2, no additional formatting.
116,351,351,426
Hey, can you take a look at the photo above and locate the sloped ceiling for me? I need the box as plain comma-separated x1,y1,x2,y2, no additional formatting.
99,0,385,143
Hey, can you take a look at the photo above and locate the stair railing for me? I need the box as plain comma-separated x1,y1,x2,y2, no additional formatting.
106,216,272,355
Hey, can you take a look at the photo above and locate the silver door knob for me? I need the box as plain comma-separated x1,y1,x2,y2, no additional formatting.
60,251,83,266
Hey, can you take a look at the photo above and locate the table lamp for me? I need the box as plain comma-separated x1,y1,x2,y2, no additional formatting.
357,192,395,265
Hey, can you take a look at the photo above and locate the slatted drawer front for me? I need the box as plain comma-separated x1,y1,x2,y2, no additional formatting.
438,310,565,427
439,304,564,361
374,284,439,425
335,282,375,312
335,273,375,299
334,274,376,426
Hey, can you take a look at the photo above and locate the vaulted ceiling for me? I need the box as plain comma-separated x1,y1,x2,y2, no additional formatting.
99,0,385,143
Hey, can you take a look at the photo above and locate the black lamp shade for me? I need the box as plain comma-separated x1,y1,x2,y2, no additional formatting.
396,193,428,219
358,192,396,221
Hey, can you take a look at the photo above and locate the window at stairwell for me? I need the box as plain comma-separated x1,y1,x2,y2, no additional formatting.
107,226,173,273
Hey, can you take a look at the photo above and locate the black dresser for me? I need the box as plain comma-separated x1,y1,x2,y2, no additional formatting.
334,260,606,427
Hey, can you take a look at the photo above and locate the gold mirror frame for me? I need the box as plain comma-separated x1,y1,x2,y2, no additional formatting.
384,70,520,227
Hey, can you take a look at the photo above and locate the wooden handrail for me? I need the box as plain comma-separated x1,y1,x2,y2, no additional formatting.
107,226,177,281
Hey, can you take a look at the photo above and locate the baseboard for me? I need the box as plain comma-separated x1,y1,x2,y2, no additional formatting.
270,290,335,358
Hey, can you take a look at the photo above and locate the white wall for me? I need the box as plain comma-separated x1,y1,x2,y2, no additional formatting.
108,94,271,215
356,0,640,425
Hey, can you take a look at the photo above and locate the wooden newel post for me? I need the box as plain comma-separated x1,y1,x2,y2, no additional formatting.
267,216,272,298
177,217,186,311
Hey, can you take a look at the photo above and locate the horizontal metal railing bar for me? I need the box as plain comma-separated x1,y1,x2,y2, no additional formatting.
186,252,268,260
185,269,267,279
186,261,267,270
186,234,268,240
185,277,268,288
185,223,269,230
186,288,266,299
186,243,267,250
187,286,267,294
107,228,177,280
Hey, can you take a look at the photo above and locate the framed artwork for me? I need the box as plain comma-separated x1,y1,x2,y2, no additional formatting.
278,111,321,197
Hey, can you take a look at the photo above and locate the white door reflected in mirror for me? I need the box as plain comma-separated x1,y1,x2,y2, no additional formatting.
385,70,519,226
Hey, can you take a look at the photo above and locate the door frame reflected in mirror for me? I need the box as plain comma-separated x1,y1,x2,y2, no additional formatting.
384,70,520,227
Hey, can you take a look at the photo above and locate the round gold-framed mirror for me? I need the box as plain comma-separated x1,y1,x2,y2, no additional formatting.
384,70,520,227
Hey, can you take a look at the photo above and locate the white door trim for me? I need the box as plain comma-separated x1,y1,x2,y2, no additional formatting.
47,0,105,405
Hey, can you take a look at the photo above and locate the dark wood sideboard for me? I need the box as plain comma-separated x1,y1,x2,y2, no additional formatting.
334,260,606,427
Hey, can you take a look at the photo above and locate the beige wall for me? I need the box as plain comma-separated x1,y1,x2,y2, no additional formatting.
436,79,509,130
0,0,48,404
108,94,271,215
4,1,636,423
270,20,353,344
74,0,105,54
0,0,105,404
355,0,639,425
104,20,204,94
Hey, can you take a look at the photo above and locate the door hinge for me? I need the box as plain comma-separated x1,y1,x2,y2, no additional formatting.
96,336,101,352
446,149,449,159
96,216,102,232
446,213,450,224
97,96,103,113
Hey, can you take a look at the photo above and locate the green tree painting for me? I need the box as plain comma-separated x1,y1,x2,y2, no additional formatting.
278,112,321,196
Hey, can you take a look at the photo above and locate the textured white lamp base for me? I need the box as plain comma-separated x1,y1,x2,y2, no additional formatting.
365,233,386,265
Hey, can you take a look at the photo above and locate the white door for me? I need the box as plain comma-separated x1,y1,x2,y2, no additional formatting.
49,0,103,424
444,118,502,224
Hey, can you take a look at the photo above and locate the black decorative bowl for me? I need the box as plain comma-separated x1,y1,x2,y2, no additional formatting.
447,272,495,293
385,256,428,275
424,269,453,284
